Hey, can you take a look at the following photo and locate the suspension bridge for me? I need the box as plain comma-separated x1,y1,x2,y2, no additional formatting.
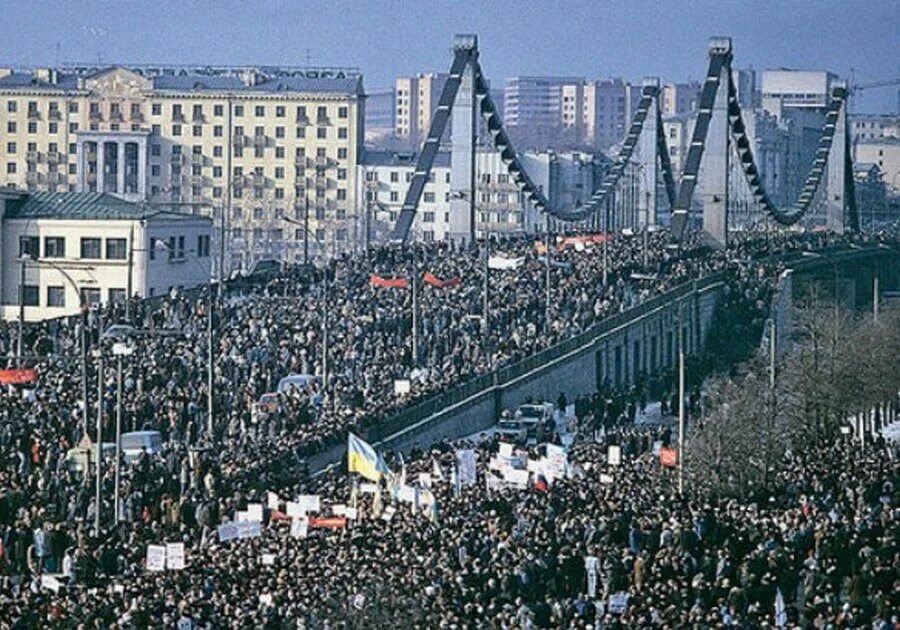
390,34,859,247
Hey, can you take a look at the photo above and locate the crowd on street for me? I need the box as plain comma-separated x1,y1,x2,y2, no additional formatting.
0,227,897,627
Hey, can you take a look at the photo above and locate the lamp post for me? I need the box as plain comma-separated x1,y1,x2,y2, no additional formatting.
17,253,30,368
284,216,330,388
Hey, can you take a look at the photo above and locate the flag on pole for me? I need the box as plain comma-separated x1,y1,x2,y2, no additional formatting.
347,433,389,482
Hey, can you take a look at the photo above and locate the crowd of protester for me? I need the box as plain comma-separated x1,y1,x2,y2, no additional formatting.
0,227,897,627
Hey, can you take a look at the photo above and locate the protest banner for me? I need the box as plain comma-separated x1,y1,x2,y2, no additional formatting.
146,544,167,571
166,543,185,570
608,592,629,614
237,520,262,539
599,473,614,485
503,468,530,489
266,491,280,511
296,495,321,513
309,516,347,529
261,553,276,566
40,575,62,592
0,369,37,384
247,503,264,522
394,379,411,395
286,502,304,518
290,517,309,539
456,449,476,486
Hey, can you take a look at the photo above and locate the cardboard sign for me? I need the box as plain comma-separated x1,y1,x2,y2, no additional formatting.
247,503,264,522
503,468,530,489
394,379,411,395
608,592,629,614
659,447,678,468
146,544,167,571
290,517,309,539
498,442,514,458
218,522,239,542
286,502,304,518
607,445,622,466
599,473,614,485
359,482,378,494
296,495,320,513
267,492,280,510
417,472,432,488
40,574,62,592
237,520,262,539
456,449,476,487
166,543,185,570
261,553,276,566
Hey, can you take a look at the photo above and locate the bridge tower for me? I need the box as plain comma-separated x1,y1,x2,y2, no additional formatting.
638,77,661,228
825,80,850,234
699,37,733,248
448,34,479,245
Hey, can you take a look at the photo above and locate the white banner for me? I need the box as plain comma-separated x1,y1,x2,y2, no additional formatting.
237,520,262,540
488,255,525,270
266,491,280,511
607,445,622,466
218,522,239,543
456,449,476,486
247,503,264,522
296,495,320,513
290,517,309,539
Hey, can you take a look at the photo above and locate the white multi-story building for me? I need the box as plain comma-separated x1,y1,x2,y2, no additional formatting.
761,69,839,117
851,114,900,144
394,73,448,145
357,149,601,243
0,188,211,321
855,139,900,195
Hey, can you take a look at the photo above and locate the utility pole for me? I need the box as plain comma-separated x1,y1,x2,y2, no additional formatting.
873,271,879,323
114,345,123,525
321,262,328,393
95,312,104,535
207,287,214,439
304,195,310,265
602,200,610,286
125,222,134,322
411,249,419,366
17,255,27,368
544,228,552,334
677,302,685,495
81,303,89,437
483,238,490,369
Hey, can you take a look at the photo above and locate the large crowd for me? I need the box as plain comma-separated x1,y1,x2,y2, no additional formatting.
0,227,897,627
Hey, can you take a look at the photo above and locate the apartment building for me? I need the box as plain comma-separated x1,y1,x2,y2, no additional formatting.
851,114,900,144
357,149,600,242
661,81,701,117
0,188,211,321
394,73,448,146
0,64,365,270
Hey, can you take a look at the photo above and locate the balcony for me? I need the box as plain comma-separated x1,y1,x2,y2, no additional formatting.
89,110,103,121
169,153,187,164
27,108,40,120
295,174,306,186
252,135,269,147
192,113,206,123
296,114,310,125
172,112,186,123
47,173,65,185
46,151,63,164
316,116,331,126
48,110,62,121
26,172,44,185
131,111,145,123
251,174,266,188
110,111,125,123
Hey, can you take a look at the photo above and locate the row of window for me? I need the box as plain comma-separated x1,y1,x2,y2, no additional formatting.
21,285,125,308
5,100,349,120
18,235,211,260
161,123,350,140
231,227,348,242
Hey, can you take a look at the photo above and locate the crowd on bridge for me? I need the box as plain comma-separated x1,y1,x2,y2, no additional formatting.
0,226,897,627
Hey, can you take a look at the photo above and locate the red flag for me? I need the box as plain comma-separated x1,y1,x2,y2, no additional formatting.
659,447,678,468
423,272,461,288
0,369,37,385
370,274,409,289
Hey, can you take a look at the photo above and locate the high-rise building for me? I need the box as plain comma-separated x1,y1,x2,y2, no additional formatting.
760,69,839,116
582,79,634,150
394,73,448,145
661,81,701,117
0,64,365,270
503,76,585,149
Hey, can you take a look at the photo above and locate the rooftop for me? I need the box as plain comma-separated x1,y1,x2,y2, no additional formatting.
4,191,210,222
0,66,364,96
362,150,451,168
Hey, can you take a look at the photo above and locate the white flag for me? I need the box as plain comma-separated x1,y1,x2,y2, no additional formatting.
432,458,445,482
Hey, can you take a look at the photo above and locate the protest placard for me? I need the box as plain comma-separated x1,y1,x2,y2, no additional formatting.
599,473,614,485
297,495,320,513
498,442,514,458
146,544,167,571
237,520,262,539
40,575,62,592
608,592,629,614
247,503,264,522
261,553,276,566
456,449,476,486
290,517,309,539
607,445,622,466
286,502,304,518
267,491,280,511
166,543,185,570
218,522,239,543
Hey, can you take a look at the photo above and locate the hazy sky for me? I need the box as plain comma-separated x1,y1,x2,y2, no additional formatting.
1,0,898,112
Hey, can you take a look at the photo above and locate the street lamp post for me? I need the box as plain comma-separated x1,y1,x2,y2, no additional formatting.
17,254,29,367
284,216,330,388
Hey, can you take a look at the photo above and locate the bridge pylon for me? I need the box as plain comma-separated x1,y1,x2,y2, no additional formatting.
825,80,849,234
699,37,733,248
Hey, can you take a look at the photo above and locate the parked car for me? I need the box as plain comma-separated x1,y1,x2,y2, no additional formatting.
495,418,529,444
120,430,163,463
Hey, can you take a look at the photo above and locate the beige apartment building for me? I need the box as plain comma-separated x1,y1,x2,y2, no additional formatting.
0,64,365,271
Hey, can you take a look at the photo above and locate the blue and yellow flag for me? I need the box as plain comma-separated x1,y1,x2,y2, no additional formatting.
347,433,389,482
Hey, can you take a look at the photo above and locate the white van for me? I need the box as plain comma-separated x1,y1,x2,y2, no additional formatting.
120,430,163,463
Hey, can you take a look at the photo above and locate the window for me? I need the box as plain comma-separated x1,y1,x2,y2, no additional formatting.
337,148,347,159
234,105,244,117
213,125,223,137
317,127,327,139
108,288,126,304
214,104,224,117
213,146,223,157
336,189,346,200
6,100,17,113
177,236,185,258
390,191,399,202
6,162,16,174
390,171,399,183
22,285,39,307
275,106,285,118
275,126,285,138
317,106,327,119
423,212,435,223
295,127,305,139
192,125,202,137
80,237,102,259
19,236,39,259
47,286,65,307
105,238,127,260
424,192,435,203
7,122,16,133
81,288,100,306
197,234,211,257
338,106,348,119
152,104,162,116
172,124,182,136
43,236,65,258
337,168,347,180
338,127,348,139
255,105,265,117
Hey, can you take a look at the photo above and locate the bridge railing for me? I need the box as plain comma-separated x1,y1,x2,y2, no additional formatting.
363,271,727,445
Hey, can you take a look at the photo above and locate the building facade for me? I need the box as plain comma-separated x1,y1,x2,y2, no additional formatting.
0,64,365,271
851,114,900,144
855,139,900,195
0,189,211,321
394,73,448,146
661,81,701,117
357,149,601,243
